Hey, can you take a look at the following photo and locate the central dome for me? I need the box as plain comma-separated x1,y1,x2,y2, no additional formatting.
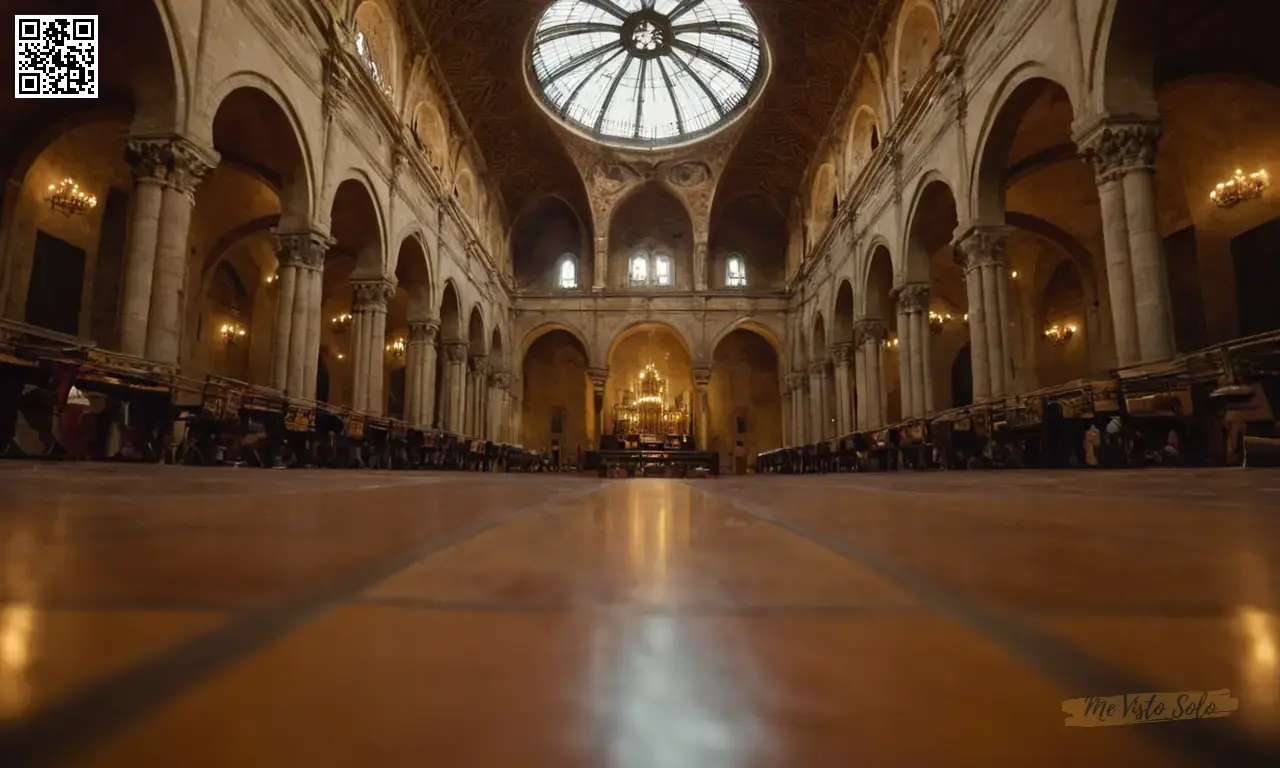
529,0,768,148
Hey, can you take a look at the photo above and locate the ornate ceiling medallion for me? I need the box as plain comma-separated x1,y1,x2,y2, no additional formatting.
528,0,769,148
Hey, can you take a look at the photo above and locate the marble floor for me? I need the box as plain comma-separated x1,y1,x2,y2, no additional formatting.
0,465,1278,767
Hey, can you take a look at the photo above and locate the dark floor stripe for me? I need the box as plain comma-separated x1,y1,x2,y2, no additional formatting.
356,595,924,617
0,483,607,767
693,484,1280,768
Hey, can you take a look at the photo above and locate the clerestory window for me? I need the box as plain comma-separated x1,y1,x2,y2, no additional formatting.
726,253,747,287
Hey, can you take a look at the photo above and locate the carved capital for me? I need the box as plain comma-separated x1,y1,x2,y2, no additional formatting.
831,342,855,364
407,320,439,344
351,278,395,311
693,368,712,389
854,320,887,346
444,342,469,364
490,370,513,390
587,367,609,392
273,229,333,271
897,282,931,313
808,361,827,377
1078,120,1162,184
953,226,1010,272
468,354,488,375
786,372,809,391
125,136,218,193
166,138,219,195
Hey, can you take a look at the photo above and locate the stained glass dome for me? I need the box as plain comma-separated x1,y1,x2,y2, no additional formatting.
529,0,768,147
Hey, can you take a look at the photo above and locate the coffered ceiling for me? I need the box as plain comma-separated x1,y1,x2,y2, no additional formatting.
411,0,880,223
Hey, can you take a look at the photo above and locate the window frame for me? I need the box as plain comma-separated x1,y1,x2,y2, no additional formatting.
629,251,650,286
555,253,579,290
725,253,747,288
652,253,673,287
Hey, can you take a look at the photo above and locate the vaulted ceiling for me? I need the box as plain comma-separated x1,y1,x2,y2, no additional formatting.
412,0,880,222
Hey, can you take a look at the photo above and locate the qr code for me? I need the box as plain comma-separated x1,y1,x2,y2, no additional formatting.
15,15,98,99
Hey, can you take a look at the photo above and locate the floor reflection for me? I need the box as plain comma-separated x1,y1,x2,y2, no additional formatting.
0,602,35,715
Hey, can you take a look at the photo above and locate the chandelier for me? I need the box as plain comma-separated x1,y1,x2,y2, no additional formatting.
1044,323,1077,346
331,313,352,334
928,309,955,335
1210,169,1268,208
45,178,97,216
613,360,690,437
220,322,247,345
386,337,406,360
883,335,899,349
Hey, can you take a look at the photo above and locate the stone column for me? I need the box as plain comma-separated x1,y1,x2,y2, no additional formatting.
302,251,327,400
488,370,509,440
808,362,827,441
694,238,708,292
900,283,931,416
831,343,854,434
143,140,217,364
272,230,330,399
894,295,915,418
954,228,1009,402
439,342,465,433
1080,121,1173,364
787,372,808,445
471,355,490,437
855,320,886,429
405,320,436,426
693,368,711,450
349,278,394,413
593,234,607,291
853,343,868,432
781,385,793,447
119,139,176,357
588,368,608,447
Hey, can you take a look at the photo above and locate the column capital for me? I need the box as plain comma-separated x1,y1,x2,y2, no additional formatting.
443,341,469,363
853,319,887,345
490,370,513,390
272,228,333,270
786,372,808,391
468,354,489,374
808,360,827,377
1077,119,1162,183
693,367,712,389
407,319,439,344
587,367,609,392
830,341,855,363
125,135,219,191
895,282,931,313
351,277,396,310
952,226,1010,272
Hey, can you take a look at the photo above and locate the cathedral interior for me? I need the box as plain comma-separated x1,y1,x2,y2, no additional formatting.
2,0,1280,764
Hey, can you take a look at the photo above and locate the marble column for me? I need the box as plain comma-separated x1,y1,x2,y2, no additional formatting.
787,372,808,445
693,368,711,451
954,227,1009,402
900,283,931,416
405,320,438,426
808,361,827,441
439,342,467,434
142,140,217,364
831,343,854,435
855,320,886,429
588,368,608,447
468,355,488,438
272,230,330,399
1081,121,1174,363
853,343,868,432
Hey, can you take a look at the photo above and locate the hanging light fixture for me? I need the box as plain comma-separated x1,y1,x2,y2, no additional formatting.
331,313,352,334
45,178,98,216
386,337,406,360
1210,169,1268,208
928,309,953,335
220,322,247,346
1044,323,1077,346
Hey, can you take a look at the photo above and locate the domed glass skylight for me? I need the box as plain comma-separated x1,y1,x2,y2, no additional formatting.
530,0,767,146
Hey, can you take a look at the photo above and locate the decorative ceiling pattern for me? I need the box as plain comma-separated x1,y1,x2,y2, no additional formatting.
412,0,877,221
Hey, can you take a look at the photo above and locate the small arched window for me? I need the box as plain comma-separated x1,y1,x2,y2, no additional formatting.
629,252,649,285
353,7,392,98
653,254,673,286
726,254,747,288
556,254,578,289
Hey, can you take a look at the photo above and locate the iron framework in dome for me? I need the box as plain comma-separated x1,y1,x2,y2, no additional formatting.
529,0,768,147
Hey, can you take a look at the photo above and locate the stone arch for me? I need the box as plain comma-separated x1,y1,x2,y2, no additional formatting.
970,67,1078,227
520,321,592,368
608,182,695,290
893,0,941,101
607,320,694,368
410,100,448,171
844,106,880,188
862,242,895,320
454,163,477,220
833,279,856,344
709,318,785,361
438,279,463,341
327,172,386,271
1089,0,1161,119
510,195,590,291
353,0,399,96
902,175,959,284
810,311,828,360
808,162,839,244
491,325,506,369
201,74,315,227
467,304,487,355
709,324,784,471
393,232,432,319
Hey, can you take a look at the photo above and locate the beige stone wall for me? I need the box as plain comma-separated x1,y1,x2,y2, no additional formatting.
521,330,591,461
708,330,783,473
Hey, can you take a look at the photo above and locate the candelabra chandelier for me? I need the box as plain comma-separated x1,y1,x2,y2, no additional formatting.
613,361,690,436
928,309,956,335
45,178,97,216
883,335,900,349
220,322,247,345
1044,323,1077,346
1210,169,1268,208
331,313,352,334
386,337,406,360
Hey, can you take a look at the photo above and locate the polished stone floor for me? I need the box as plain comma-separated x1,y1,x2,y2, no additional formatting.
0,465,1278,766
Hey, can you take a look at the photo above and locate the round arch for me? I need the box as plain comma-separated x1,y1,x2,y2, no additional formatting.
393,231,433,317
892,0,942,102
606,320,695,368
832,279,856,344
607,178,699,238
709,318,785,360
861,241,895,320
438,279,464,341
844,105,880,187
467,304,488,355
353,0,400,97
810,311,828,360
808,162,839,242
326,170,387,271
520,321,592,368
901,174,959,283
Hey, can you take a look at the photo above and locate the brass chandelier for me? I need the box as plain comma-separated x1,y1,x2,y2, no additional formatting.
1210,169,1268,208
45,178,97,216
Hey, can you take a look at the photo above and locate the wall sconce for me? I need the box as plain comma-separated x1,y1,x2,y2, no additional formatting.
220,322,247,346
1210,168,1268,208
1044,323,1077,346
331,313,352,334
386,337,406,360
45,178,98,216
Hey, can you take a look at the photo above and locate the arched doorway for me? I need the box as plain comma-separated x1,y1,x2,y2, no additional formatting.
710,328,782,473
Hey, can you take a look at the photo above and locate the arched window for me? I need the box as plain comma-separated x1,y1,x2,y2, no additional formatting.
556,254,578,289
726,254,747,288
653,254,673,286
352,8,392,97
629,252,649,285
